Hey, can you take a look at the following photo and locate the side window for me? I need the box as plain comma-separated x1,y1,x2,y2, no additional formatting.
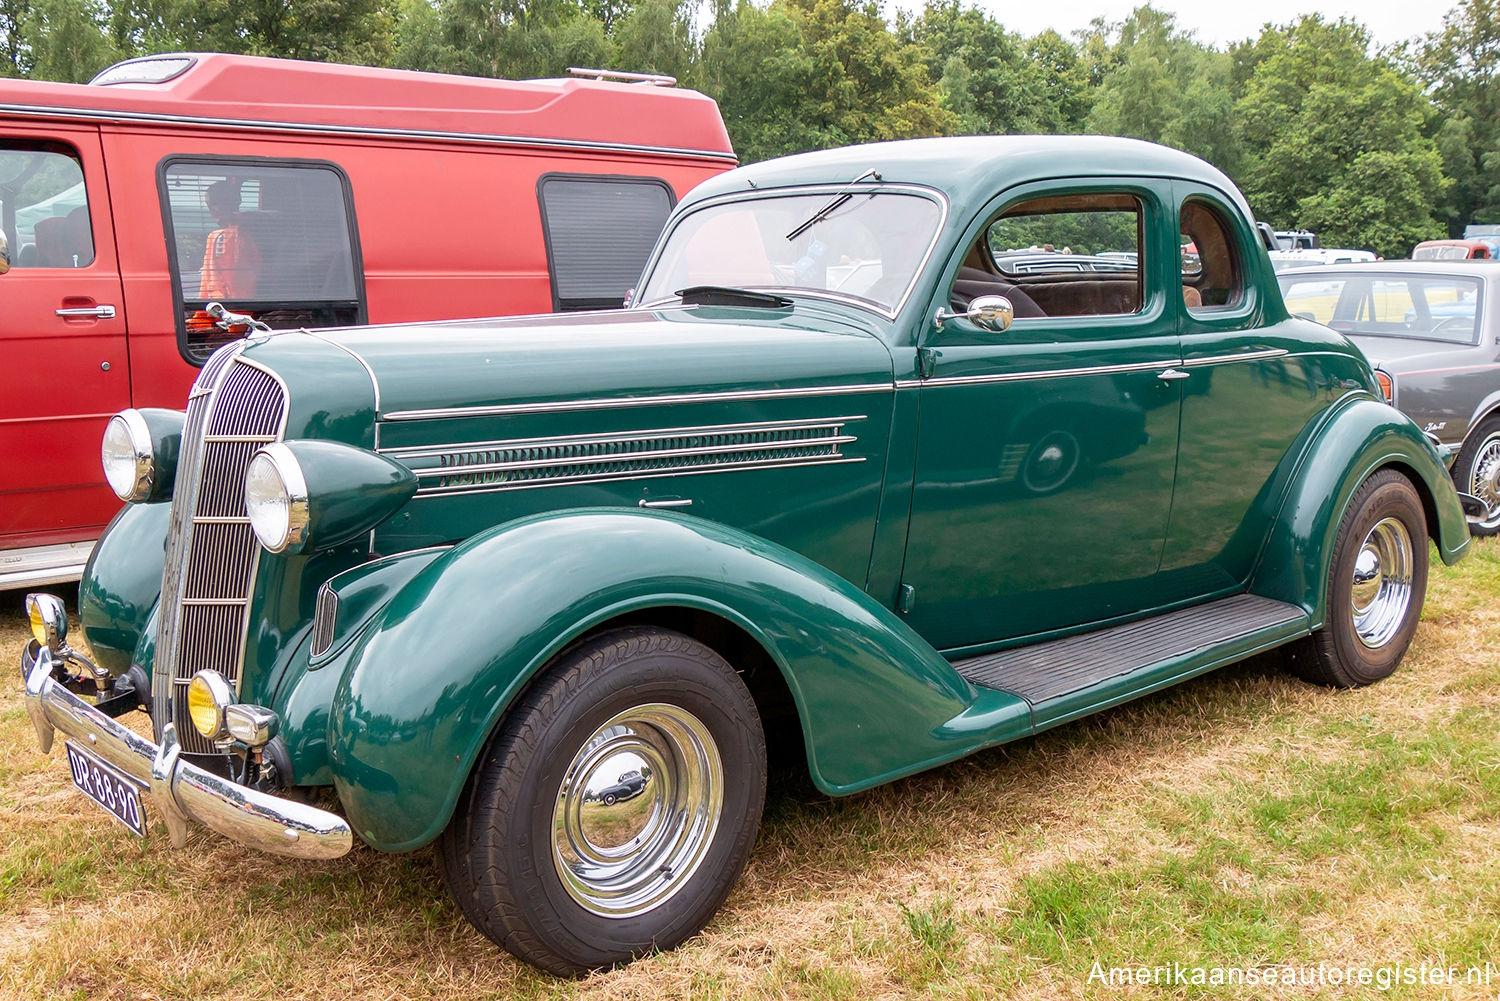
161,159,363,363
538,174,674,310
1179,199,1244,311
955,193,1143,319
0,142,93,268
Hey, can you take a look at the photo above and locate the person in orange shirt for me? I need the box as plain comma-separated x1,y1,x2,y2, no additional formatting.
198,180,260,300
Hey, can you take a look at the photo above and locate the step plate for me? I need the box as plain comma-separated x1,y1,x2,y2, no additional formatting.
953,594,1304,705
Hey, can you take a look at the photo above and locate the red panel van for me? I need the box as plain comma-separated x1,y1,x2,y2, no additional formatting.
0,54,735,588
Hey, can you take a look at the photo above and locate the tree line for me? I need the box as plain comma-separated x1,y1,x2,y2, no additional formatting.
3,0,1496,257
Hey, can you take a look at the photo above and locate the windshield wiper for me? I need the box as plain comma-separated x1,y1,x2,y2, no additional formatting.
677,285,793,309
784,168,881,241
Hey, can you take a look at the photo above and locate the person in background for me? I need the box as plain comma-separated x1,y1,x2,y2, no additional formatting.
198,179,259,299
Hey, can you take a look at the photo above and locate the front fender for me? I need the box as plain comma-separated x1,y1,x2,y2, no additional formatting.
327,509,997,852
1251,397,1470,627
79,501,171,676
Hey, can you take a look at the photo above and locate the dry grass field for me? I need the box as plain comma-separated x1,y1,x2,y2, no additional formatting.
2,540,1498,1000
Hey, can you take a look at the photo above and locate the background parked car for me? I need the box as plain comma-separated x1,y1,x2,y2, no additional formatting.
1278,260,1500,533
1412,239,1493,260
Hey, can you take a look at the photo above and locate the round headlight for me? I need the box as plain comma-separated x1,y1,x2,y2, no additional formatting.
245,444,309,553
101,410,153,501
186,670,234,741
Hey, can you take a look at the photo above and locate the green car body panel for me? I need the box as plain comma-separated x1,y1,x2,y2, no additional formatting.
71,136,1469,861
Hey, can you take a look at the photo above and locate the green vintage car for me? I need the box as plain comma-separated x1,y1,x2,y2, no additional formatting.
21,136,1480,974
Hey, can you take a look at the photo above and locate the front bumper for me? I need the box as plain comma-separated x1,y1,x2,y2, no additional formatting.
21,641,352,860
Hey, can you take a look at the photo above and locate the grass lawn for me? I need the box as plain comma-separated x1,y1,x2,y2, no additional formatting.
2,539,1497,999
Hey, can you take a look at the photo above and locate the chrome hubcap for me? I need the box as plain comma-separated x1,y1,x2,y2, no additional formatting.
1470,433,1500,529
552,704,722,918
1349,517,1413,649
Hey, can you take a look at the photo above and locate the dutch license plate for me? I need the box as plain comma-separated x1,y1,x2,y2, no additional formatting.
64,741,147,837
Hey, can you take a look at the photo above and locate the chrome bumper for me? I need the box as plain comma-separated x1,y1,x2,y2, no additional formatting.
21,641,353,860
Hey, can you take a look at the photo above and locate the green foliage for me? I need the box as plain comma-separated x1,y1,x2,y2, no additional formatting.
1417,0,1500,230
1235,16,1447,256
10,0,1497,248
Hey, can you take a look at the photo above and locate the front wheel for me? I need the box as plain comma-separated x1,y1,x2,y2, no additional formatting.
1284,469,1429,687
439,627,766,975
1454,415,1500,536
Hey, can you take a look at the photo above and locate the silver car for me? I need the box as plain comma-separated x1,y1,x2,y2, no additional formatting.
1279,260,1500,534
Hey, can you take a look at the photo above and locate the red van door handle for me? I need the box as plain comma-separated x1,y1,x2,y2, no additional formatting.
55,304,116,319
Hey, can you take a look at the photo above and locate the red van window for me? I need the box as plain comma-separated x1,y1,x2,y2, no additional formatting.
0,143,93,269
161,158,364,362
538,174,674,311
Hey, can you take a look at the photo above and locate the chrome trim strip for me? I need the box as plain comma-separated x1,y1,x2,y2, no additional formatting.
911,359,1179,388
380,384,892,421
202,434,279,443
304,329,382,415
23,643,353,860
1181,348,1290,368
381,415,866,459
0,102,740,163
416,454,866,496
412,435,859,480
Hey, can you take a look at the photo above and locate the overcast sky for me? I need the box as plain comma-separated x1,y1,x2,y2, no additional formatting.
896,1,1453,49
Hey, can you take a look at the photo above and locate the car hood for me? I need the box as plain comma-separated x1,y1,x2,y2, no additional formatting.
324,303,895,418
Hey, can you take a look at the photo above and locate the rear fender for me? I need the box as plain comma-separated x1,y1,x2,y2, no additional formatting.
326,509,994,852
1252,396,1469,627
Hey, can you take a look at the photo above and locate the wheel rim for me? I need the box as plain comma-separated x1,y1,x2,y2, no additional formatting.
1349,516,1414,649
1468,432,1500,530
1021,430,1080,493
552,703,723,918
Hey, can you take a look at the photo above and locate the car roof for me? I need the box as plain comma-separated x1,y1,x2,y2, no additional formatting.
1275,260,1500,279
683,135,1252,220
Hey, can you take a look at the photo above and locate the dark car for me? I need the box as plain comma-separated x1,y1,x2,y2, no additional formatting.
1279,261,1500,534
23,136,1478,976
594,770,647,806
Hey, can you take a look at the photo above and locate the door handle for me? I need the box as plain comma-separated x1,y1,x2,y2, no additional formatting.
1157,368,1191,381
55,305,116,319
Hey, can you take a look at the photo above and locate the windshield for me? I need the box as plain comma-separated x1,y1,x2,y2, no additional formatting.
1279,273,1482,345
636,189,944,314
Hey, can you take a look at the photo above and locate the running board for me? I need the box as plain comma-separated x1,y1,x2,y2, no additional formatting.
952,594,1308,729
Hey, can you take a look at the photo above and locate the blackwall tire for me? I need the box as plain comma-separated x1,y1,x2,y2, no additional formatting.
438,627,766,975
1283,469,1429,688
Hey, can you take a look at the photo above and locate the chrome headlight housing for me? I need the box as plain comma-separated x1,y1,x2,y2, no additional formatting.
101,410,153,501
244,440,418,555
100,408,185,503
244,443,310,554
186,669,234,742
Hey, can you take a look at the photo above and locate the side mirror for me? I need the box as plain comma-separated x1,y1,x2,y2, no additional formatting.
0,230,10,275
936,294,1014,333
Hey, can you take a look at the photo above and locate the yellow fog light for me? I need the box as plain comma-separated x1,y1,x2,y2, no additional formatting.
25,593,67,651
186,670,234,741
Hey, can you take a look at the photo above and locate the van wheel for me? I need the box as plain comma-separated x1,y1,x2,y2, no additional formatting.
1284,469,1428,687
439,627,766,975
1454,415,1500,536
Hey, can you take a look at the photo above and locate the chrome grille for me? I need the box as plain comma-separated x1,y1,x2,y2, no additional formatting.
389,417,864,495
153,348,288,753
310,584,339,659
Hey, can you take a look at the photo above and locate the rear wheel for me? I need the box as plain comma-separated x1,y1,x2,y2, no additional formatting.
1284,469,1428,687
439,627,766,975
1454,415,1500,536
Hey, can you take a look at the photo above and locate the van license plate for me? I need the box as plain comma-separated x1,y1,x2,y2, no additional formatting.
64,741,147,837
